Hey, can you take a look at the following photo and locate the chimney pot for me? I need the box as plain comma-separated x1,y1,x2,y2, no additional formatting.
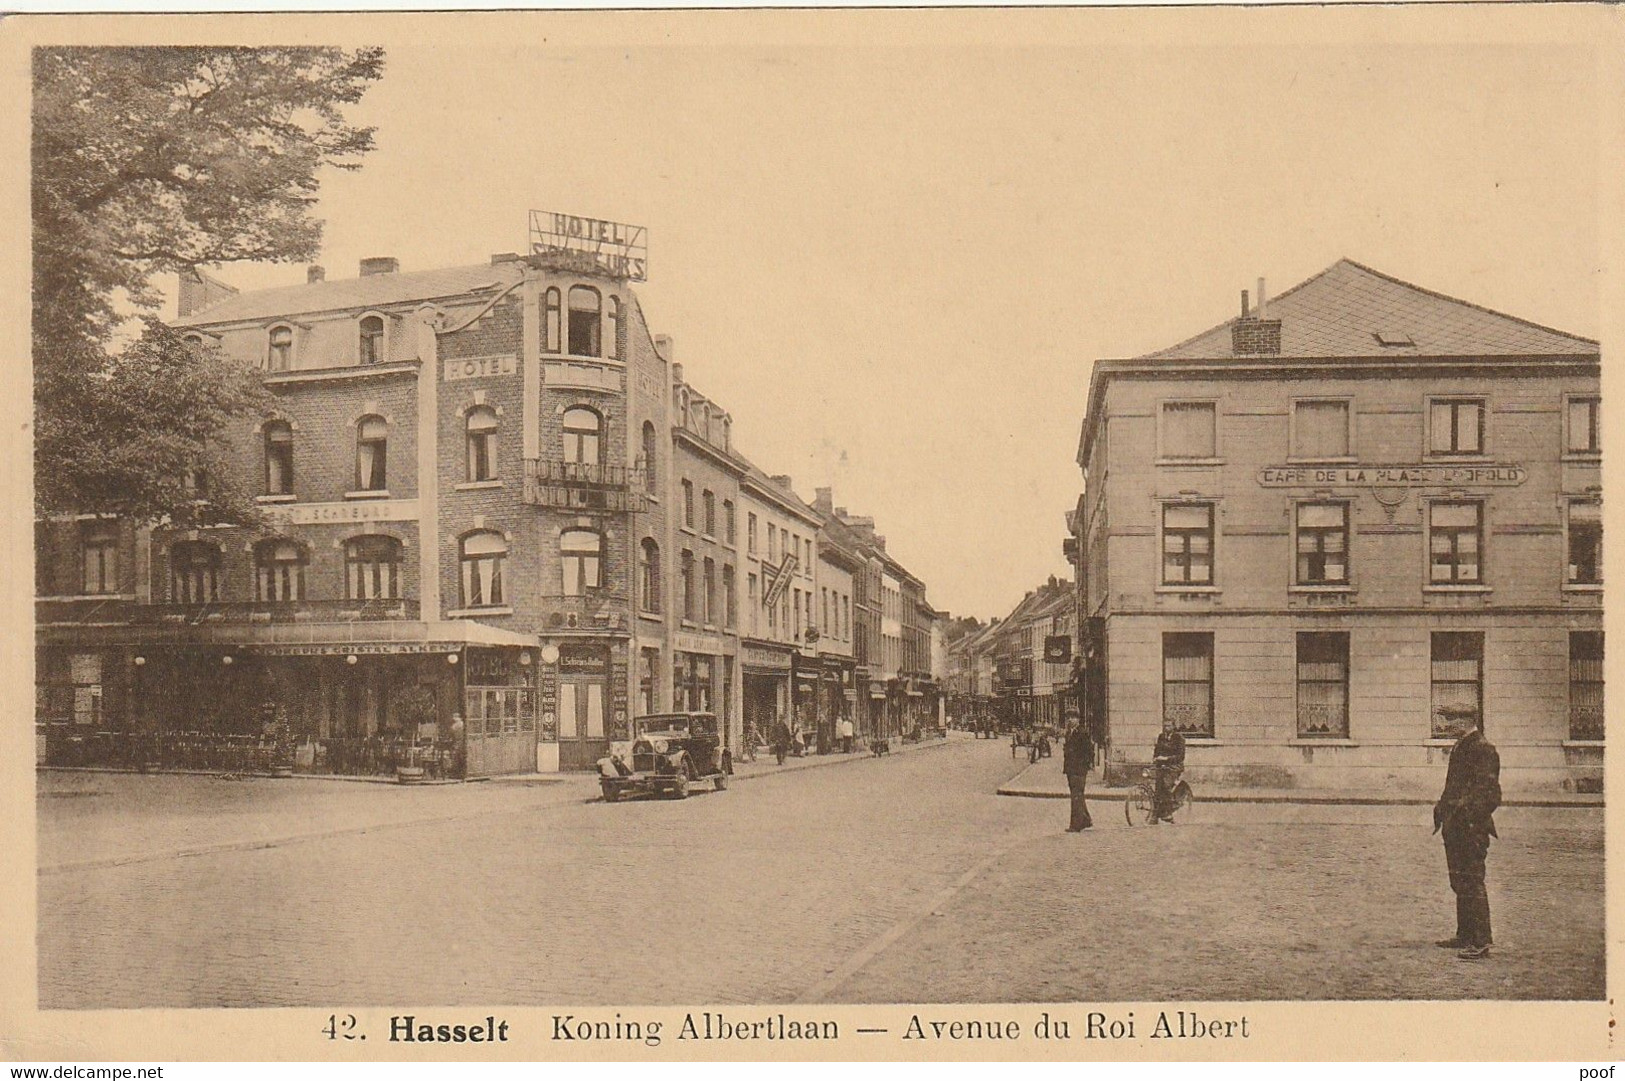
1256,277,1267,319
671,362,684,384
1240,289,1249,319
359,257,400,277
307,265,326,284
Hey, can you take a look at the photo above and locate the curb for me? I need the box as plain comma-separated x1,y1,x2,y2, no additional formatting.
729,735,957,785
995,784,1604,808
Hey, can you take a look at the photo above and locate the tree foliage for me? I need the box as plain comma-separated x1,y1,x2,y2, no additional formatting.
33,46,385,526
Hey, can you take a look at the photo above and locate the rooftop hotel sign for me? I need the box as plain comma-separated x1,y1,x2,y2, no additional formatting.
1258,464,1527,487
529,209,647,281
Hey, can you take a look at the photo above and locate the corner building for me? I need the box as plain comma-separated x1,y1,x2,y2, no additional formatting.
1075,260,1602,793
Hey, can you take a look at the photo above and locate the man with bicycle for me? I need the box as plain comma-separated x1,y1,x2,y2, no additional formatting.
1151,717,1187,824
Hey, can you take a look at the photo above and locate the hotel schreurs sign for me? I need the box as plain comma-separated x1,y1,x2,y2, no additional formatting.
1258,463,1527,488
266,499,420,525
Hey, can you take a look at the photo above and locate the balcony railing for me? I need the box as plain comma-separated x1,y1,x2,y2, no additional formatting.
523,459,646,512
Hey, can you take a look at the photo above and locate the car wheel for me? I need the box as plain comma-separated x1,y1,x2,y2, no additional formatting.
600,782,620,803
714,772,728,792
672,774,689,799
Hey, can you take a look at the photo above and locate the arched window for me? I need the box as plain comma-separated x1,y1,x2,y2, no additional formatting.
639,537,661,614
182,332,206,350
359,315,385,365
266,326,293,372
542,287,562,354
608,296,622,361
255,539,306,602
356,415,388,492
264,420,294,495
641,421,657,494
460,532,506,608
344,535,403,600
561,530,603,596
567,285,601,356
170,541,221,604
562,407,601,471
466,406,498,482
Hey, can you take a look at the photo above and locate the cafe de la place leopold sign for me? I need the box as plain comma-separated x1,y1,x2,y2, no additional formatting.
1258,463,1528,487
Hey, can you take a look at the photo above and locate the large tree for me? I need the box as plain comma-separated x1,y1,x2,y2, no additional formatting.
33,46,385,527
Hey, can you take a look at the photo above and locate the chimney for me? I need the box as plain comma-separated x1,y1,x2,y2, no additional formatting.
1240,289,1249,318
490,252,522,266
307,265,326,284
835,506,848,518
176,266,239,318
671,362,684,385
654,335,675,362
771,475,793,491
1255,278,1267,320
814,487,833,513
1232,274,1281,356
359,257,399,277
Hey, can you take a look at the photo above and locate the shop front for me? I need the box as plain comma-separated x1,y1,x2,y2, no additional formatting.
542,639,629,772
742,639,793,747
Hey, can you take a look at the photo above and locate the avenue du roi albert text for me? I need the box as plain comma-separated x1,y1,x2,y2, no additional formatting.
378,1011,1250,1046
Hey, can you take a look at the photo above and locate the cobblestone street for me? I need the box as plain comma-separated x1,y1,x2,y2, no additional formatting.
39,736,1603,1008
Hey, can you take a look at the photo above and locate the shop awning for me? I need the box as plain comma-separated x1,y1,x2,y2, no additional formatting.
39,618,537,653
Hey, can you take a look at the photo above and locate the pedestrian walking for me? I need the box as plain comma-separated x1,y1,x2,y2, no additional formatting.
1062,708,1093,832
772,716,791,766
840,716,855,754
1433,706,1501,960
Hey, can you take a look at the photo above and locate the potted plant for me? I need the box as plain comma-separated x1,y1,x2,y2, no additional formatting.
395,686,437,784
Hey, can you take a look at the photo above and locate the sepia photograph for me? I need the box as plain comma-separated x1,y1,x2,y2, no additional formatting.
4,3,1619,1064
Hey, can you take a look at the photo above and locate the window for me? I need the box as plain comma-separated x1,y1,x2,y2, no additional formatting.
703,490,716,536
359,315,385,365
542,288,562,354
459,532,506,608
748,574,759,634
723,564,736,629
682,480,695,528
567,285,601,356
466,407,498,482
703,557,716,624
356,415,388,492
342,535,402,600
1429,501,1483,584
169,541,220,604
792,588,802,638
822,588,829,633
264,421,293,495
1296,502,1349,585
1292,400,1351,459
266,326,292,372
1162,632,1214,737
641,421,657,494
1569,631,1604,741
639,538,661,614
1568,396,1601,455
724,500,736,545
1296,632,1349,738
748,513,758,554
680,550,695,621
608,297,622,361
80,521,118,595
1428,398,1484,456
255,540,306,602
1161,401,1216,459
1430,632,1483,738
640,647,660,715
562,407,601,468
1568,500,1602,585
561,530,603,595
768,524,778,561
1162,503,1214,585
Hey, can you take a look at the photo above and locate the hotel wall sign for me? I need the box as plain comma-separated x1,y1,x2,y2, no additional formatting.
1258,464,1527,488
267,498,420,525
444,354,518,382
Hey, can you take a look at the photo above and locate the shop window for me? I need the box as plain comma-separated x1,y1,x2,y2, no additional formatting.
1296,502,1349,585
255,539,306,602
266,325,293,372
703,557,717,624
264,421,294,495
1296,632,1349,738
466,406,498,482
1568,396,1601,455
641,421,657,494
169,540,221,604
1160,401,1216,459
724,500,736,545
1568,499,1602,585
567,285,602,356
356,415,388,492
459,531,506,608
680,549,695,621
673,653,714,713
1428,501,1483,584
562,407,601,469
703,490,716,536
1428,398,1484,456
344,535,402,600
79,521,119,595
682,480,695,528
1569,631,1604,741
1292,399,1351,459
359,315,385,365
542,288,562,354
1430,632,1483,737
1162,633,1214,736
723,564,736,629
1161,503,1214,585
639,538,661,614
561,530,603,596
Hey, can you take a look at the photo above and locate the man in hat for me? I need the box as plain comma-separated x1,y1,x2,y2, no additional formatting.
1062,707,1094,831
1433,705,1501,960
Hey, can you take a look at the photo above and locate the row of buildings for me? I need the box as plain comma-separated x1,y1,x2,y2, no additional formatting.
35,222,942,777
941,576,1075,732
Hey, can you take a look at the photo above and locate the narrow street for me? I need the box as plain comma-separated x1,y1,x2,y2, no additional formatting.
39,736,1603,1008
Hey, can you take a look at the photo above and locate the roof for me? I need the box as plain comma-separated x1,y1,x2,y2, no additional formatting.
175,263,522,326
1142,259,1597,361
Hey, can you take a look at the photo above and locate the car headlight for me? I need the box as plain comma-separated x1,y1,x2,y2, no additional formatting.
650,738,669,754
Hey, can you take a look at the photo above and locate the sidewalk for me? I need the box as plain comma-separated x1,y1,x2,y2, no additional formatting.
997,753,1604,807
728,729,958,782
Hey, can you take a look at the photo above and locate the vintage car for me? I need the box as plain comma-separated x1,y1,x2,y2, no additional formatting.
597,712,730,801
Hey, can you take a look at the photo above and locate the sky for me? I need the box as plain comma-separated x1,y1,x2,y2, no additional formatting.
150,9,1609,620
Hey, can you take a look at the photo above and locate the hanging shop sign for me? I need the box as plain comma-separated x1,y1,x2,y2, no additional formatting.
1044,635,1072,664
1258,463,1527,488
762,552,799,610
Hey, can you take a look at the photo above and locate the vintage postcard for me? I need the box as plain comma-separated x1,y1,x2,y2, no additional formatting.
2,4,1620,1065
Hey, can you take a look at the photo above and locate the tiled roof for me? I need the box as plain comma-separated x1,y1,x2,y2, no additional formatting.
1142,259,1597,361
174,263,521,326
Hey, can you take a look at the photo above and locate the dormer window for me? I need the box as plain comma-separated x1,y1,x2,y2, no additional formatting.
359,315,385,365
1374,331,1414,348
266,326,293,372
568,286,601,356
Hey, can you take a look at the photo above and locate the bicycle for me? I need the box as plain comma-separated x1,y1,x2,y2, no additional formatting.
1124,764,1195,825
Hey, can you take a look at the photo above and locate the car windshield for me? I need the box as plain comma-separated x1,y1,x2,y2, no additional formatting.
633,714,715,736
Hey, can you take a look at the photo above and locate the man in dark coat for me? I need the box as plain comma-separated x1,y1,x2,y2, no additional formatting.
1433,708,1501,960
771,716,792,766
1062,708,1093,831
